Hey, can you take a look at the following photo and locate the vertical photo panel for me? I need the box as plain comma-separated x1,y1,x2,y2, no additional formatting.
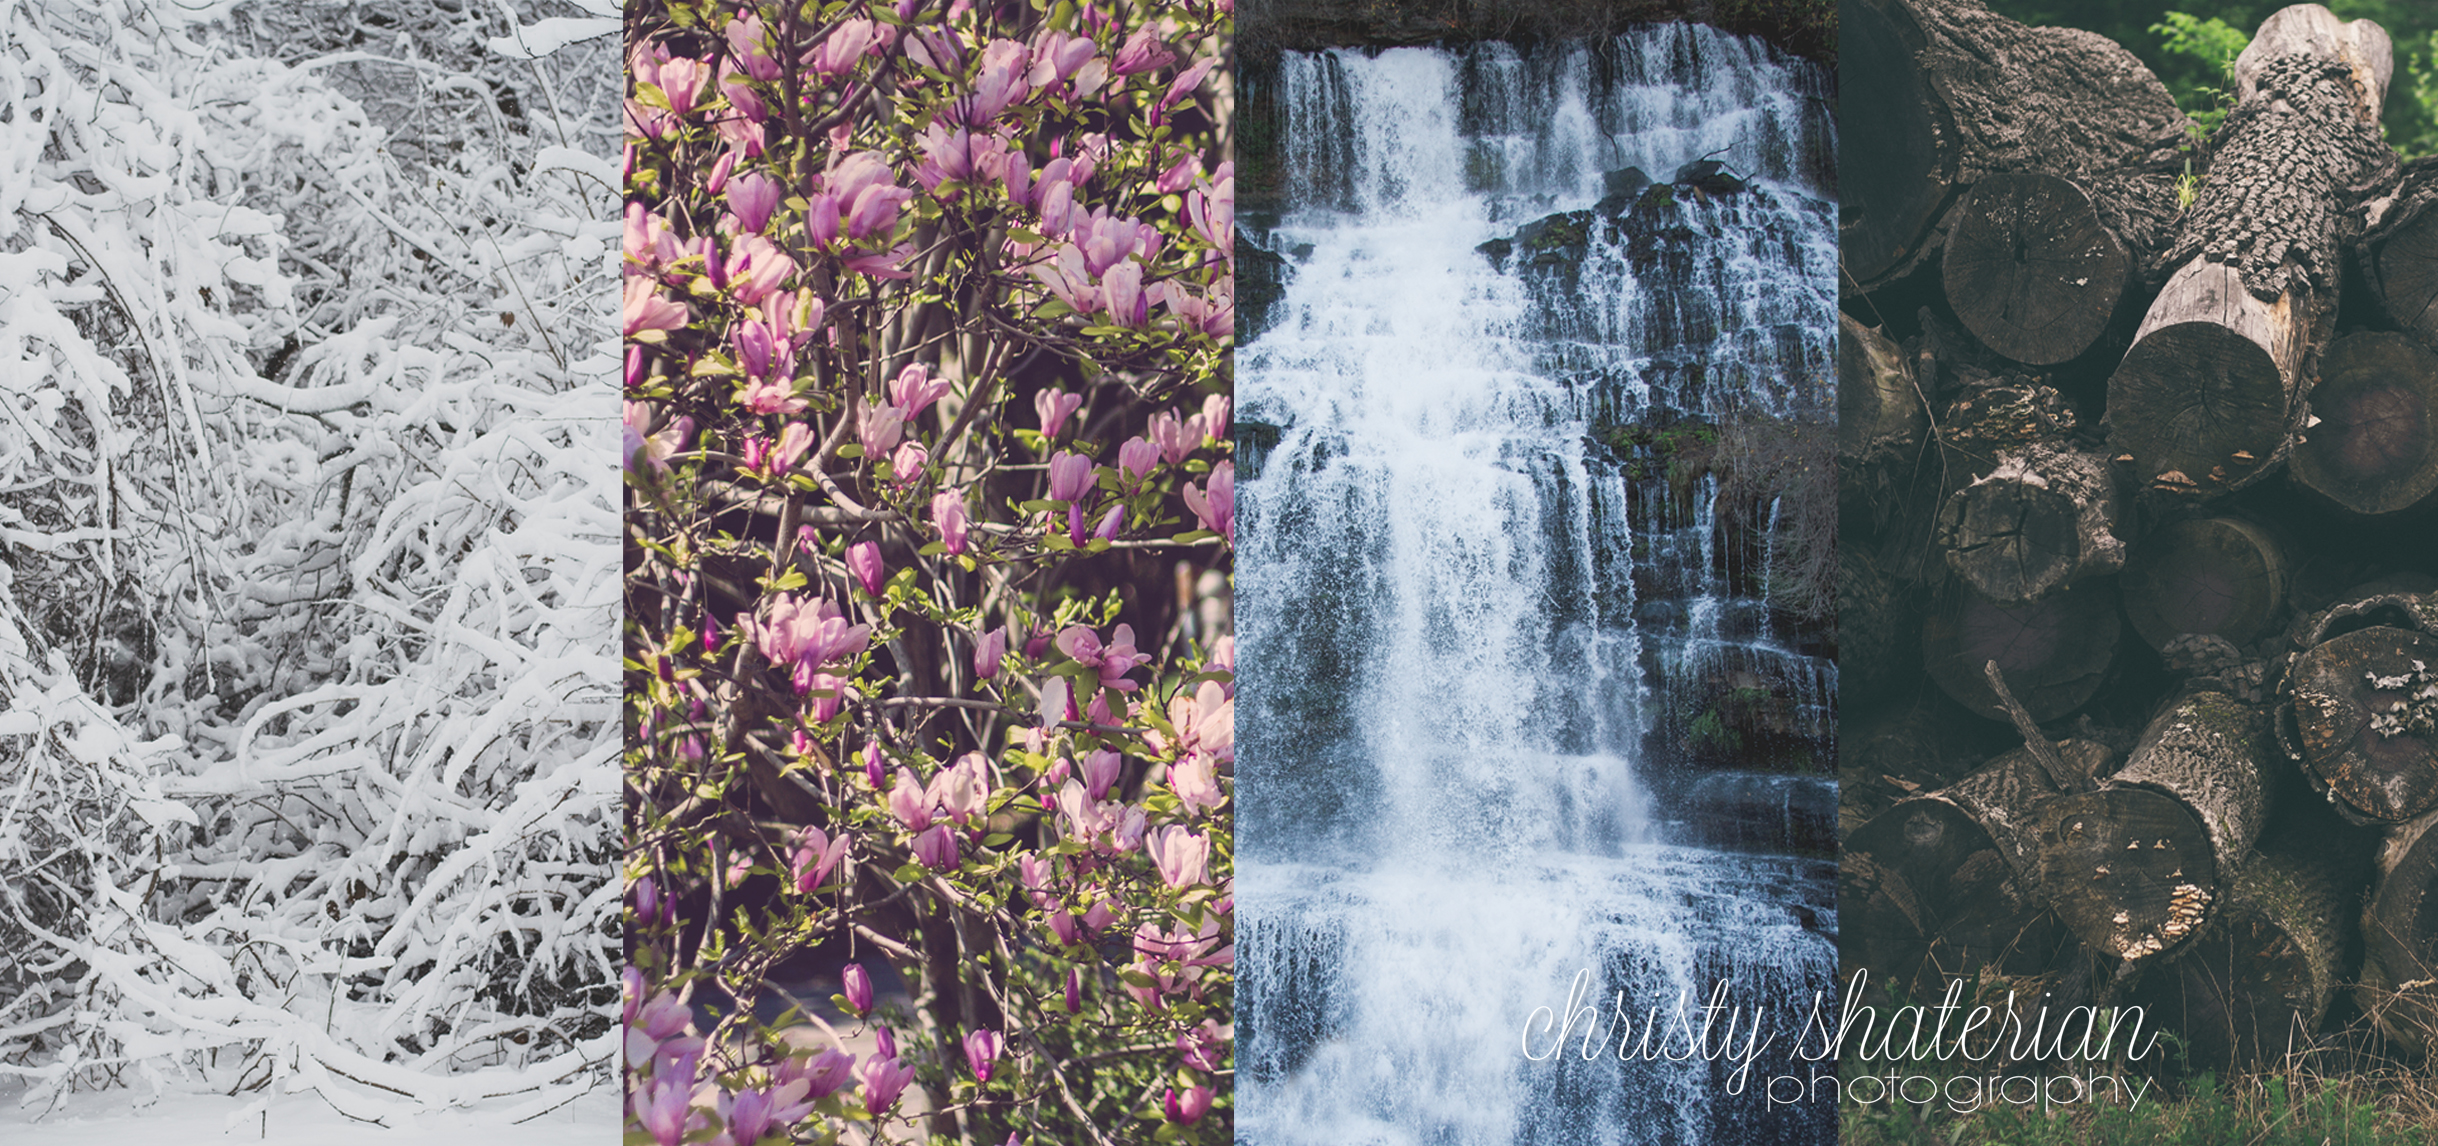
0,1,622,1141
1235,3,1837,1143
1841,0,2438,1140
621,2,1234,1144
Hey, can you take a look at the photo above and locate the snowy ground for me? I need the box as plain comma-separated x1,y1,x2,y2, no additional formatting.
0,1083,618,1145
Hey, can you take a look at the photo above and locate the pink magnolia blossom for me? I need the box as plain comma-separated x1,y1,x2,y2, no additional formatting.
1111,27,1176,75
1202,393,1233,442
1164,1086,1213,1126
717,231,796,308
807,671,854,721
1081,747,1123,801
842,964,873,1015
622,277,688,337
780,1048,857,1099
725,12,782,81
1027,31,1095,88
963,1029,1004,1082
891,364,953,417
972,625,1005,678
1188,163,1235,254
1183,461,1235,542
857,398,905,455
1118,437,1159,482
1065,967,1083,1012
1147,825,1209,888
863,742,887,788
960,39,1032,124
929,752,992,824
1156,148,1203,194
1102,260,1148,327
1038,677,1071,729
889,441,928,483
727,172,781,234
813,19,877,75
933,490,971,555
1047,451,1093,502
656,56,709,117
704,147,739,196
1148,409,1197,465
847,540,886,596
1154,57,1218,125
859,1055,918,1115
790,825,849,893
1094,503,1125,541
913,823,960,871
1170,751,1223,814
888,766,933,831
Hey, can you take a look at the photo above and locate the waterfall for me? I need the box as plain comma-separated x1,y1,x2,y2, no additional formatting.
1236,25,1838,1146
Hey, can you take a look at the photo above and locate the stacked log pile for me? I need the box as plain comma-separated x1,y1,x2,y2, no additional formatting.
1841,0,2438,1073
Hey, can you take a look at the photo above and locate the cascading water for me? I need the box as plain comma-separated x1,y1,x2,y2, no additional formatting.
1236,25,1838,1146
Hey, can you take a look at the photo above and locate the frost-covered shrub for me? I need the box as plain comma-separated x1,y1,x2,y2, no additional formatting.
0,0,619,1119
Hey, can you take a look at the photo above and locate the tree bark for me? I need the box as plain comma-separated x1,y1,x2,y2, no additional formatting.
1936,439,2127,604
2364,157,2438,346
2033,691,2270,964
2127,849,2351,1075
1922,576,2120,722
2291,331,2438,515
2107,5,2397,501
2121,515,2289,652
1942,171,2131,364
1843,740,2112,1003
2360,808,2438,1056
1840,0,2186,289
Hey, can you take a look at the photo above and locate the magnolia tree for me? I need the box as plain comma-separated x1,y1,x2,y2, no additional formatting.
621,1,1235,1143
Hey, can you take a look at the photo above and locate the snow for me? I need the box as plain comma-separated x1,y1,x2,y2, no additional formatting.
486,18,619,61
0,1083,617,1144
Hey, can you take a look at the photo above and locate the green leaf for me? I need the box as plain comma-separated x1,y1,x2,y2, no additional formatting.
837,444,864,459
894,862,930,884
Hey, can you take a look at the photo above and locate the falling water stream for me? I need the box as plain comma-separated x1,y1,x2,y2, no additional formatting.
1236,26,1838,1146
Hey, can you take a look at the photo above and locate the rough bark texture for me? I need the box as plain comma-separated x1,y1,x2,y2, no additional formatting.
2360,808,2438,1056
2108,7,2397,501
1843,741,2112,1003
1840,313,1927,470
2034,691,2269,963
1942,171,2131,364
1922,577,2120,722
2128,849,2352,1075
1936,439,2126,604
1841,0,2186,288
2292,331,2438,515
2364,157,2438,347
2121,516,2289,653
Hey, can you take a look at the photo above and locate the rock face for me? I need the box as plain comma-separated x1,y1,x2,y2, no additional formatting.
1237,0,1834,64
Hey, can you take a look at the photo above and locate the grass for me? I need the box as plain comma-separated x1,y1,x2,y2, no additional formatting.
1841,1067,2432,1145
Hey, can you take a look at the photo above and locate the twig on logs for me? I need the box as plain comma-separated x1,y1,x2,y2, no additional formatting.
1985,658,2086,792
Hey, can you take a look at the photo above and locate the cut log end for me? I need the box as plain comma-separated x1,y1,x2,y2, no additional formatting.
2130,853,2348,1076
1924,580,2121,723
2292,332,2438,515
1943,171,2129,365
2122,516,2288,651
2361,811,2438,1056
2109,316,2294,498
2037,788,2216,963
2288,626,2438,823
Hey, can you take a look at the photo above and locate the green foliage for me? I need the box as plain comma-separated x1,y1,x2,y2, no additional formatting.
1687,709,1742,753
2150,11,2247,134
